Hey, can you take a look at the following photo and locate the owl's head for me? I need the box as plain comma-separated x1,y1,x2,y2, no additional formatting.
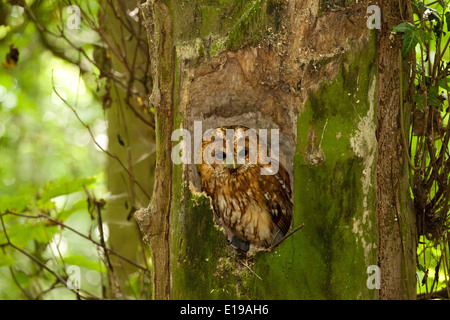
198,125,268,177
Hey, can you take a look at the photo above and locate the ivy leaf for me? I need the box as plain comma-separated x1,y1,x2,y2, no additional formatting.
417,264,426,273
430,14,443,38
414,94,425,111
393,22,416,33
402,33,420,57
438,77,450,89
429,11,440,22
411,1,425,15
393,22,421,57
446,12,450,32
428,86,442,108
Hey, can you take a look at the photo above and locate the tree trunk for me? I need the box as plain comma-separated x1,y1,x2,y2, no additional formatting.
102,0,155,298
136,0,418,300
376,0,417,300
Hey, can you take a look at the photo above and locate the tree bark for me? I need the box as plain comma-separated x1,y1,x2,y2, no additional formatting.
136,0,418,300
376,0,417,300
135,1,174,300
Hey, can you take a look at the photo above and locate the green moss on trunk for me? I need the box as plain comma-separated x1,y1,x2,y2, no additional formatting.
166,0,380,299
167,0,283,50
171,189,258,299
252,36,378,300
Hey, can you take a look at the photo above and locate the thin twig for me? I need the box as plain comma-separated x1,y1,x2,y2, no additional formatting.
51,72,151,200
0,214,98,300
239,259,262,281
270,223,305,251
257,223,305,253
1,211,150,274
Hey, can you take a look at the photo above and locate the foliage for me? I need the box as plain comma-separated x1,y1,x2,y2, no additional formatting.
393,0,450,299
0,0,152,299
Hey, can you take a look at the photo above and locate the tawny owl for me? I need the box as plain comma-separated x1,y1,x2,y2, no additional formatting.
197,125,292,252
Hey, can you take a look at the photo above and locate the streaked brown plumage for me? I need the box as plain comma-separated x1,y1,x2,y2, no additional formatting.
197,125,292,250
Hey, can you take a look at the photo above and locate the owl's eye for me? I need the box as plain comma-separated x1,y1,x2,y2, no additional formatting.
238,149,248,158
215,151,226,160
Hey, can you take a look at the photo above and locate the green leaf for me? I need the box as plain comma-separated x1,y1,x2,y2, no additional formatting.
432,16,443,38
438,77,450,89
429,86,439,96
37,199,56,211
31,225,59,244
40,177,96,202
0,195,31,213
0,218,58,247
2,223,35,248
446,12,450,32
56,199,88,221
63,255,107,273
414,94,425,111
0,253,15,267
429,12,440,22
402,32,420,57
428,86,442,108
411,1,425,15
0,25,10,41
12,270,30,287
393,22,421,57
393,22,416,33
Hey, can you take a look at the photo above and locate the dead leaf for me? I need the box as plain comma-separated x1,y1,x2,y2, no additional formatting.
3,45,19,69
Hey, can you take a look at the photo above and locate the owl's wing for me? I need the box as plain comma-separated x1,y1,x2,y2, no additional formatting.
259,162,293,236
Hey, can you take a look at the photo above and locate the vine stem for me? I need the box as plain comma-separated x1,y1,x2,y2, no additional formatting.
399,49,421,173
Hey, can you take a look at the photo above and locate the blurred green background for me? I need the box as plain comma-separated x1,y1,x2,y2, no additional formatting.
0,1,108,299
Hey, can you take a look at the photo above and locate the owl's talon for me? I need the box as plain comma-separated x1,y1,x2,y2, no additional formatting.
254,246,272,254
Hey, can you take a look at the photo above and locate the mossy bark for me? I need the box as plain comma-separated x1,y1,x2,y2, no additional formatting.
253,42,379,300
138,0,417,300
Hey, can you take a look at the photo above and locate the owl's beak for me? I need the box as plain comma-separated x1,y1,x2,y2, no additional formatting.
224,159,237,170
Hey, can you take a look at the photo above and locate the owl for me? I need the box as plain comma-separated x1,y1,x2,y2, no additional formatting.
197,125,292,252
